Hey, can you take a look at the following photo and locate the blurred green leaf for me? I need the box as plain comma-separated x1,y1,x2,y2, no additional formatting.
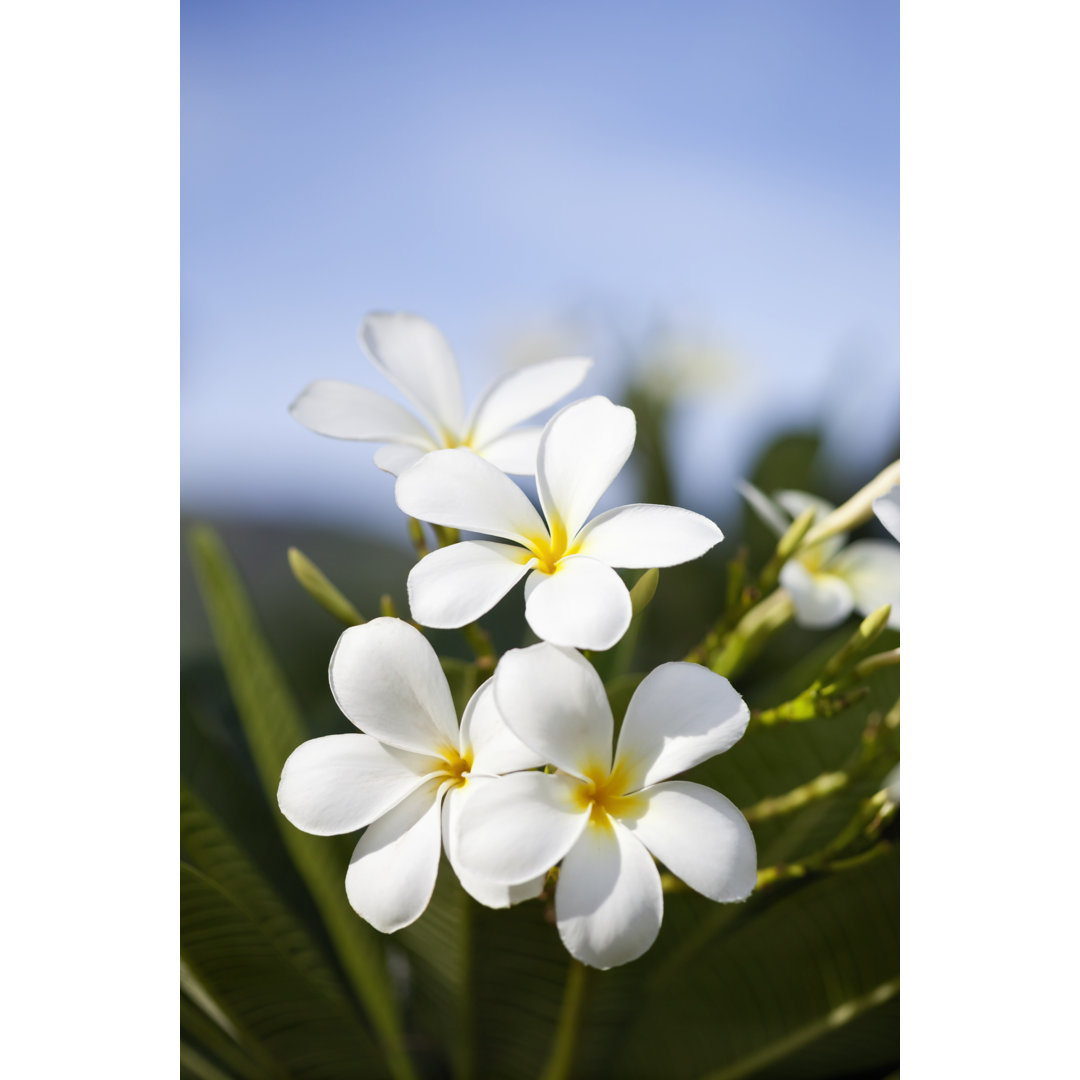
186,525,419,1080
181,864,385,1079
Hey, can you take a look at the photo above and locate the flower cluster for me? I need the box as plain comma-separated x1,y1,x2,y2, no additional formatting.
278,312,897,969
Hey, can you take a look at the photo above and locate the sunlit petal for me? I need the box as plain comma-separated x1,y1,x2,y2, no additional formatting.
555,817,663,970
468,356,592,449
452,770,589,886
344,780,445,933
395,447,547,543
289,380,436,446
829,540,900,627
613,663,749,791
494,643,613,778
474,426,542,475
524,556,632,651
626,781,757,902
537,397,636,540
407,540,535,629
575,504,723,568
460,679,546,776
360,311,466,438
329,618,460,754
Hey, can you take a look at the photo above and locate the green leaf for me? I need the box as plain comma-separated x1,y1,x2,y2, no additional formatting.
181,990,262,1080
614,851,900,1080
181,864,385,1079
181,780,355,1008
186,525,419,1080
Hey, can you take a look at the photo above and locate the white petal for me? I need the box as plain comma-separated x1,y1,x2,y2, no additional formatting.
625,781,757,902
345,780,445,933
829,540,900,627
575,504,723,568
555,818,663,970
736,480,790,537
442,784,546,908
537,397,636,540
475,426,542,475
613,663,749,791
493,643,613,778
872,484,901,542
360,312,465,438
395,448,547,543
289,380,436,447
374,443,427,476
779,560,855,629
459,678,546,776
329,618,460,755
407,540,535,629
524,557,632,651
277,734,440,836
451,770,589,886
468,357,593,449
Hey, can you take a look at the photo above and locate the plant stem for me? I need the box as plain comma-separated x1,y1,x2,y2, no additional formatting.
538,959,589,1080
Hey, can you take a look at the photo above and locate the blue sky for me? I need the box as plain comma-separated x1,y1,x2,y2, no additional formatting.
182,0,898,537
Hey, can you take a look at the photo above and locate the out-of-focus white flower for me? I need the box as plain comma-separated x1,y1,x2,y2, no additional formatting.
291,311,592,476
873,484,901,542
396,396,724,650
277,618,545,932
452,644,757,969
739,482,900,630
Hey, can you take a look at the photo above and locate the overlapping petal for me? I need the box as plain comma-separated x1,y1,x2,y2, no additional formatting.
459,679,546,776
779,560,855,628
290,380,437,446
523,557,632,652
360,312,466,438
277,733,440,836
626,781,757,902
736,479,791,537
873,484,901,542
575,504,723,568
493,643,613,778
468,357,592,449
829,540,900,627
329,619,460,755
537,396,636,540
555,818,664,970
373,443,427,476
613,663,750,791
407,541,535,629
442,784,546,908
473,426,543,475
344,779,445,933
395,448,547,543
452,771,589,886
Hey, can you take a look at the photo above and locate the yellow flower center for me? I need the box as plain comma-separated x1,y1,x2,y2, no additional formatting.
438,746,473,789
572,763,643,825
523,517,579,575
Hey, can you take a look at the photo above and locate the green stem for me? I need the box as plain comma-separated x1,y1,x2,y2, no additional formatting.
461,622,496,673
538,959,589,1080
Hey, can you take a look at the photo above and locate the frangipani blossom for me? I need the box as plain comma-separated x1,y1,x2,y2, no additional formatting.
291,311,592,476
277,618,546,932
739,482,900,630
873,483,901,542
452,644,757,970
396,396,724,650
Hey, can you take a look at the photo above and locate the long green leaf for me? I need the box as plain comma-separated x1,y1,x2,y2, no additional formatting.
181,863,384,1079
187,525,418,1080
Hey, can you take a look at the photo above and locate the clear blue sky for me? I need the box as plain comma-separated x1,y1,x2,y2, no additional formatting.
182,0,898,537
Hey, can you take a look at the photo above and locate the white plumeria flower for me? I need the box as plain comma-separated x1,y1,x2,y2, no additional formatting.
395,396,724,650
873,483,900,542
277,618,547,932
738,482,900,630
452,644,757,970
290,311,592,476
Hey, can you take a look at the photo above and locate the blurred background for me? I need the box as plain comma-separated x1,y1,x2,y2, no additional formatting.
182,0,898,534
